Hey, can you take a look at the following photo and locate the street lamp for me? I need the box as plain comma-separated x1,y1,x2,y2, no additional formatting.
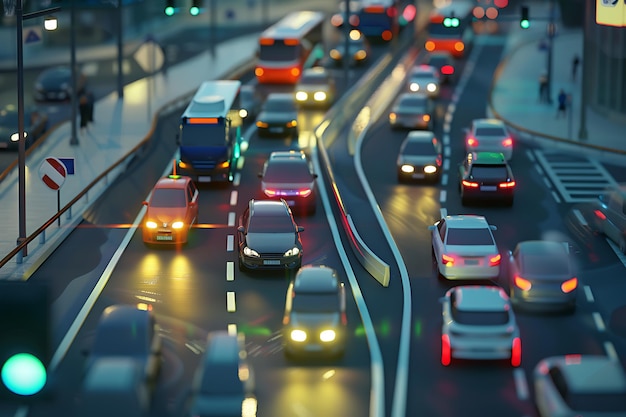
13,1,61,259
578,0,589,140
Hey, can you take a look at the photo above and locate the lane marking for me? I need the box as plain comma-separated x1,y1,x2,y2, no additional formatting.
228,323,237,336
583,285,594,303
226,261,234,281
439,190,447,204
592,312,606,331
226,291,236,312
605,341,618,361
513,368,529,400
441,173,448,186
571,209,588,228
233,172,241,186
443,159,450,171
226,235,234,251
230,190,238,206
228,212,236,227
444,146,451,158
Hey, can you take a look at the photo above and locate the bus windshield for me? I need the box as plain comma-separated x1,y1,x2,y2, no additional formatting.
180,123,226,147
259,42,299,62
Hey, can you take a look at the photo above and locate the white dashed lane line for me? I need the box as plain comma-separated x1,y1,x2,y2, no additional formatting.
592,312,606,332
226,235,234,251
226,261,234,281
513,368,529,400
226,291,236,312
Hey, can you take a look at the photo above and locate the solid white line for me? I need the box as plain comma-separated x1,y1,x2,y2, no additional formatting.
226,235,234,252
226,261,234,281
583,285,594,303
228,323,237,336
228,212,236,227
605,341,618,361
592,312,606,331
230,190,238,206
439,190,447,203
513,368,529,400
226,291,236,312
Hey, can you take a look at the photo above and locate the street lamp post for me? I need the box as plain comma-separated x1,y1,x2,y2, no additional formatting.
578,0,589,140
545,0,556,104
13,1,61,259
70,0,78,145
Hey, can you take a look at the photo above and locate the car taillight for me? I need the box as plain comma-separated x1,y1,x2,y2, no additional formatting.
441,334,451,366
514,275,532,291
462,180,479,188
264,189,277,197
502,138,513,147
441,65,454,75
499,181,516,188
593,209,607,220
297,188,312,197
422,114,431,122
466,137,478,147
442,254,454,266
489,254,501,266
561,277,578,293
511,337,521,367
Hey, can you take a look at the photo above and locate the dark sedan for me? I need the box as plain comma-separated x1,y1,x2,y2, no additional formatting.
0,105,48,150
388,93,435,130
34,66,87,102
396,130,443,183
237,199,304,271
255,93,298,138
458,151,515,206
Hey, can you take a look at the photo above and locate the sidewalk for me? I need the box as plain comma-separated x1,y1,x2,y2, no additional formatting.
488,1,626,164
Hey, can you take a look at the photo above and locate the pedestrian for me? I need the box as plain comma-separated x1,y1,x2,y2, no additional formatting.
539,72,548,103
556,89,567,118
572,54,580,81
79,93,89,133
86,90,94,125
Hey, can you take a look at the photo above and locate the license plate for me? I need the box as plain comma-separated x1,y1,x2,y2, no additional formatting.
198,176,212,183
263,259,281,265
480,186,497,191
156,235,173,241
286,200,295,206
270,127,284,133
412,173,425,179
464,259,479,265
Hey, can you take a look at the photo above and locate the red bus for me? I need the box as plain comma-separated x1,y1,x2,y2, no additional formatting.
425,1,475,58
255,11,325,84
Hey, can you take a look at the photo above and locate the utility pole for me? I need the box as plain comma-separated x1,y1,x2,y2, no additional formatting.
578,0,589,140
545,0,556,104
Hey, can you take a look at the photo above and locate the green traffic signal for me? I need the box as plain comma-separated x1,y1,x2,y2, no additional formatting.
520,19,530,29
1,353,47,396
164,6,175,16
190,6,200,15
520,5,530,29
443,17,459,27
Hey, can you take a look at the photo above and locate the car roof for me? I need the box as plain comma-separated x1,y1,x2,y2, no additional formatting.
266,93,294,102
398,92,428,103
98,304,152,328
552,355,626,393
453,286,509,312
472,118,506,129
84,357,145,391
516,240,568,256
269,150,307,161
442,215,490,229
294,266,339,292
249,199,290,215
406,130,436,142
203,331,245,365
467,152,507,165
154,176,191,189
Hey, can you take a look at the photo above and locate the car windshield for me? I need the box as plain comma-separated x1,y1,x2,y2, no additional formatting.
292,292,340,313
150,188,186,208
264,98,294,112
475,127,507,136
451,308,509,325
249,213,294,233
522,254,570,275
300,74,327,84
199,363,244,395
470,165,508,179
400,96,427,108
264,161,312,183
412,71,433,79
404,140,435,155
446,228,494,245
566,392,626,412
92,325,148,356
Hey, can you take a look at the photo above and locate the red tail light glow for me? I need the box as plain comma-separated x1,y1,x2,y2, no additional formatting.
514,275,532,291
489,254,501,266
297,188,312,197
441,65,454,75
561,277,578,293
264,189,277,197
442,254,454,266
499,181,516,188
594,209,607,220
466,137,478,147
502,138,513,147
511,337,521,367
441,334,451,366
462,180,479,188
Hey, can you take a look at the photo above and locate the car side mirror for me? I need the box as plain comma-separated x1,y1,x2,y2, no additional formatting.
237,226,245,233
297,226,305,233
489,225,498,231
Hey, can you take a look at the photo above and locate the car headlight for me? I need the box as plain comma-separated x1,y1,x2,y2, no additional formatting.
313,91,326,101
10,131,28,142
286,120,297,128
256,121,269,128
172,221,184,229
427,83,437,92
424,165,438,174
290,329,307,342
295,91,308,101
409,83,419,92
330,49,342,60
239,108,248,118
243,247,260,257
284,247,300,257
389,112,396,122
320,329,336,343
401,164,414,173
145,221,157,229
354,50,367,60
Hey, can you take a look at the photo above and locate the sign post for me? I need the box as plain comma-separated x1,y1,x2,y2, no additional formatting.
38,157,67,226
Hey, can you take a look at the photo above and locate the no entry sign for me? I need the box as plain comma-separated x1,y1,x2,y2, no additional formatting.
39,157,67,190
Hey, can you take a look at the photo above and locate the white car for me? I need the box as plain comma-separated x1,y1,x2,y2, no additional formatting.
429,215,501,280
407,65,440,98
534,355,626,417
464,118,513,161
294,67,336,108
440,285,521,367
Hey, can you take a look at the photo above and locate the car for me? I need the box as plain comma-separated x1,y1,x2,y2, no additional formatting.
238,84,263,123
237,199,304,271
424,51,456,84
0,105,48,150
33,65,87,102
328,29,371,66
258,150,318,215
464,118,513,161
142,175,199,245
508,240,578,312
84,304,162,384
458,152,515,206
587,185,626,253
187,331,257,417
294,67,336,108
396,130,443,183
534,355,626,417
407,65,440,98
429,215,501,280
330,1,361,29
282,265,347,359
388,92,435,130
255,93,298,138
440,285,521,367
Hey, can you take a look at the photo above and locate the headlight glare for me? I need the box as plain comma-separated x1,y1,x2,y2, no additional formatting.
243,247,260,257
172,221,184,229
290,329,307,342
145,221,157,229
320,329,336,342
284,247,300,257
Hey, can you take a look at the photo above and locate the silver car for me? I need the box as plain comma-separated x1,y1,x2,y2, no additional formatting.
588,186,626,253
508,240,578,312
534,355,626,417
440,285,521,367
294,67,336,109
464,118,513,161
388,93,435,130
407,65,440,98
396,130,443,183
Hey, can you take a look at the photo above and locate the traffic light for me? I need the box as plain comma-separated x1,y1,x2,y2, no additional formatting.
0,282,50,402
190,0,203,16
443,12,460,28
520,6,530,29
164,0,176,16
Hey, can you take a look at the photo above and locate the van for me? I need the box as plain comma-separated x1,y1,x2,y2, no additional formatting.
75,357,150,417
188,331,257,417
